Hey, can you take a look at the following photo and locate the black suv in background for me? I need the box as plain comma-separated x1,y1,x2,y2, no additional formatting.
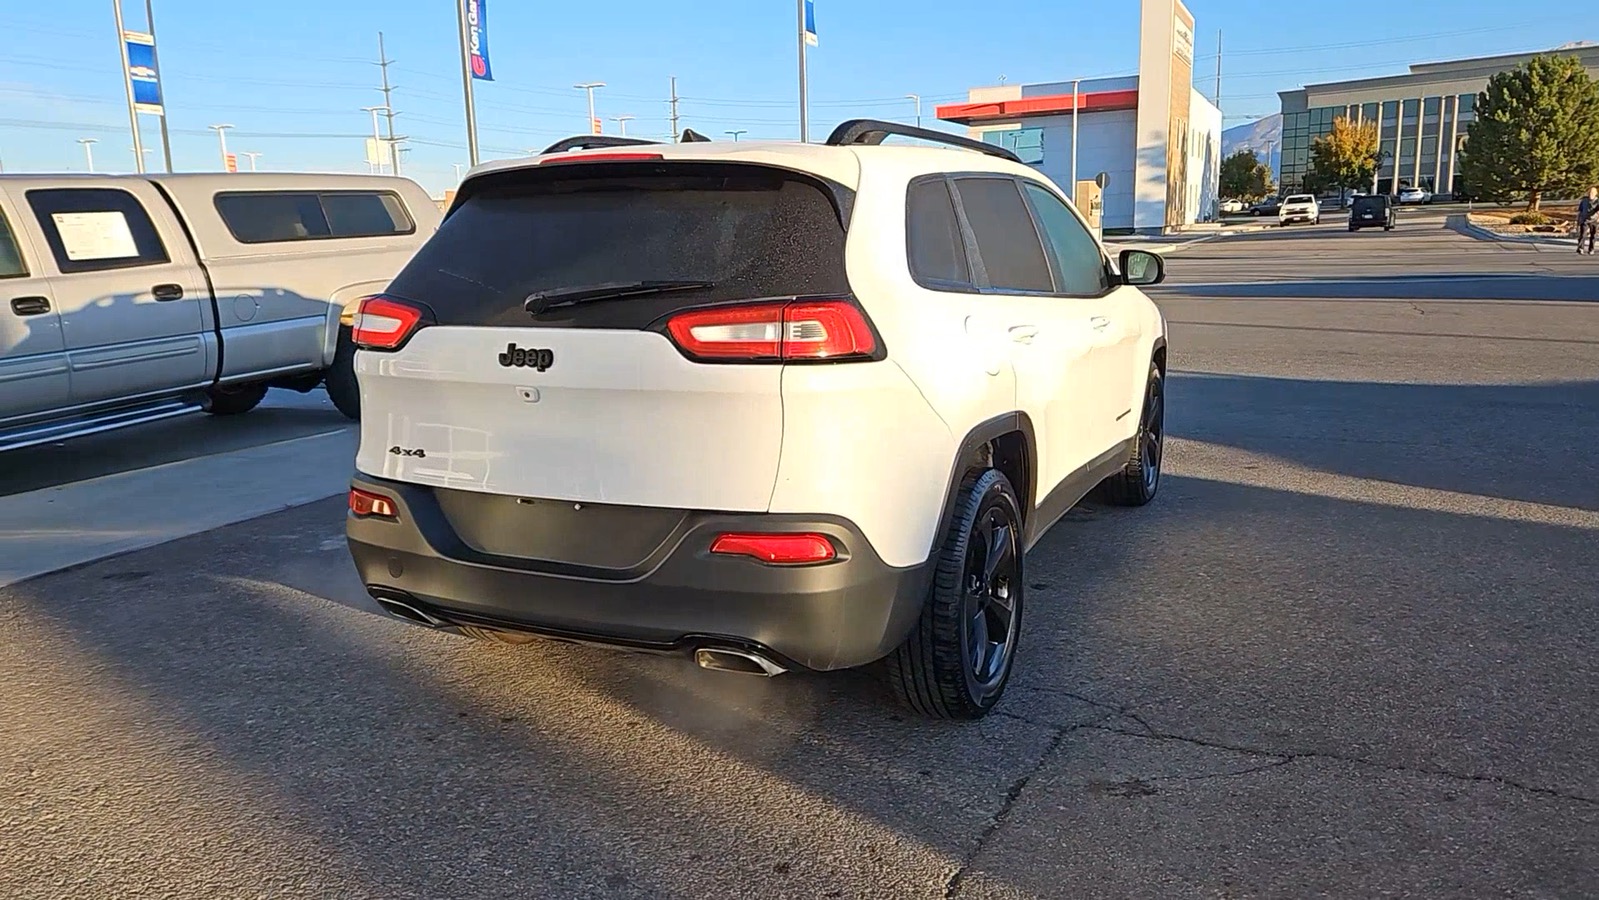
1348,194,1397,231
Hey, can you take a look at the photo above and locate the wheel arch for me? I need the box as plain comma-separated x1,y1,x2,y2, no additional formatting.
927,412,1037,560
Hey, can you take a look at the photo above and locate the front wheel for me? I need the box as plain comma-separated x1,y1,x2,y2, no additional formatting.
885,468,1025,720
1097,363,1164,507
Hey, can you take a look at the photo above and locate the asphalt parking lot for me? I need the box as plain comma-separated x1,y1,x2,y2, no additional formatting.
3,213,1596,898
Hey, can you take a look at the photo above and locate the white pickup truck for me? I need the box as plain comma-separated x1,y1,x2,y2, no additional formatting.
0,173,441,451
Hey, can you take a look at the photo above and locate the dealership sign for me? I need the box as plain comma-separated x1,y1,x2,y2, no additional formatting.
123,31,164,115
467,0,493,81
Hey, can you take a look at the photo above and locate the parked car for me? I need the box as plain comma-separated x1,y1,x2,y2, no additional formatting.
1250,197,1283,216
1278,194,1321,225
345,121,1171,720
1398,186,1432,204
1348,194,1397,231
0,173,441,451
1219,198,1245,214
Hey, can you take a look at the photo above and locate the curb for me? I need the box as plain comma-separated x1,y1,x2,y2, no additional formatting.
1452,214,1577,249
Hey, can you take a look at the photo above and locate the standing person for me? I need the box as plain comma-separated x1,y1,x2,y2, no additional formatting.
1579,187,1599,255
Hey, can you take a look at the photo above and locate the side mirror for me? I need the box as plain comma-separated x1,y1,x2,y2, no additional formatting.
1118,249,1165,286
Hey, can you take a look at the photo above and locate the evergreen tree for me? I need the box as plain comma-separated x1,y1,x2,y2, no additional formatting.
1459,53,1599,210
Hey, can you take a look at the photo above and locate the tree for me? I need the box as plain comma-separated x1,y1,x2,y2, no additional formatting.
1220,149,1273,200
1305,117,1380,195
1459,53,1599,210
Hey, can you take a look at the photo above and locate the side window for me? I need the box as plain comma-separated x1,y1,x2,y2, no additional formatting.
1022,182,1110,296
214,190,414,244
25,188,170,274
0,209,26,278
953,177,1053,293
905,178,971,289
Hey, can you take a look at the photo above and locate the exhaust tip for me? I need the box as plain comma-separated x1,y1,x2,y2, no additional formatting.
371,593,445,628
694,647,787,677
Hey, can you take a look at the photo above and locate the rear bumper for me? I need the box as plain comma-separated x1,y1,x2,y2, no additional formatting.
345,473,933,671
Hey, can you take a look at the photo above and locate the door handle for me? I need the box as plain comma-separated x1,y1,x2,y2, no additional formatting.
1089,316,1111,331
151,283,185,301
1008,324,1040,344
9,296,51,316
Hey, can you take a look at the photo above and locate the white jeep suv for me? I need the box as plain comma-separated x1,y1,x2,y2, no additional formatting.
345,120,1169,719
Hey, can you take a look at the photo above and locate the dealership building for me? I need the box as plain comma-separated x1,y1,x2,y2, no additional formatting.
935,0,1221,233
1276,42,1599,196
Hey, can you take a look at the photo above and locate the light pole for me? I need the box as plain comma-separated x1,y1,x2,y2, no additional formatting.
362,105,388,174
208,123,234,170
725,130,747,141
575,82,605,134
906,94,921,128
77,138,98,173
611,115,634,136
453,163,465,182
241,151,261,171
1070,78,1081,192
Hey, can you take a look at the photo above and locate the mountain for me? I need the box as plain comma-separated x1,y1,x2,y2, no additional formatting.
1221,114,1281,171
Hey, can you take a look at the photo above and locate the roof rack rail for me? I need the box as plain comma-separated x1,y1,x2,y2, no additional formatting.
540,135,662,154
824,118,1022,164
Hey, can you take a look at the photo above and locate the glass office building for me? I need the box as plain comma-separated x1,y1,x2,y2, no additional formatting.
1277,43,1599,196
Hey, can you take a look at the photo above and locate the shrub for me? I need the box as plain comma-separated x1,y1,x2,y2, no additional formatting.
1509,211,1551,225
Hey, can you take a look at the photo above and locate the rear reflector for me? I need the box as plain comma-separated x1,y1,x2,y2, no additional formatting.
710,532,837,564
665,299,876,362
349,488,397,519
351,295,429,350
539,152,665,165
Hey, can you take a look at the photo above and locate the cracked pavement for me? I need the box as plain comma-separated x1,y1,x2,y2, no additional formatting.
3,217,1598,897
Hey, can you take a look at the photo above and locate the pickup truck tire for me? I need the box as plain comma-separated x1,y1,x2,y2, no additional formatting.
325,325,361,421
202,382,268,416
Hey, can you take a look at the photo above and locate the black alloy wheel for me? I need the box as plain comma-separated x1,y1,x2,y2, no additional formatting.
1099,362,1165,507
963,503,1021,692
886,468,1026,719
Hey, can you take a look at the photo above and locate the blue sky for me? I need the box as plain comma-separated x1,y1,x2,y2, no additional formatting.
3,1,1595,194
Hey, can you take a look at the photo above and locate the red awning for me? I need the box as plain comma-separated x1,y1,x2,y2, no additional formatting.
936,89,1139,125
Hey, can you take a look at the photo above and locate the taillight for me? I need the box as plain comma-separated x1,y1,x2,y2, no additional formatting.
664,299,877,362
349,487,397,519
352,295,430,350
710,532,837,564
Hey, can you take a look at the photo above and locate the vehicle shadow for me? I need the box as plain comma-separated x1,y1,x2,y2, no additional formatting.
5,460,1596,896
1153,270,1599,301
1166,373,1599,512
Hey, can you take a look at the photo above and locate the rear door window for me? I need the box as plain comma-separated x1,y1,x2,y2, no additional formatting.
385,163,852,329
25,188,171,274
952,177,1053,293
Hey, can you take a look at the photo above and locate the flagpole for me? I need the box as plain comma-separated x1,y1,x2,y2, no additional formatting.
112,0,147,174
797,0,809,143
456,0,480,166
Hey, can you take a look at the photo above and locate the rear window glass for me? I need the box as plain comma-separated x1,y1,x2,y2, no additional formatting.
1285,195,1314,203
214,190,413,243
386,164,852,329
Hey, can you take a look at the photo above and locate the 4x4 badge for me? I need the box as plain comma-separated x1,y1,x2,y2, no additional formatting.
499,343,554,371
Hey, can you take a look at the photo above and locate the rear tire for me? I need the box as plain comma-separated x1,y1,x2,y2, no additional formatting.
201,382,267,416
885,468,1025,720
1098,363,1164,507
325,324,361,421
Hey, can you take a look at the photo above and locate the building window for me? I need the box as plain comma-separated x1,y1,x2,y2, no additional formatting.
983,128,1043,165
1382,100,1398,121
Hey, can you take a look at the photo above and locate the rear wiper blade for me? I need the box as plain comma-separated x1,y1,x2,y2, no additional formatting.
524,280,714,314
